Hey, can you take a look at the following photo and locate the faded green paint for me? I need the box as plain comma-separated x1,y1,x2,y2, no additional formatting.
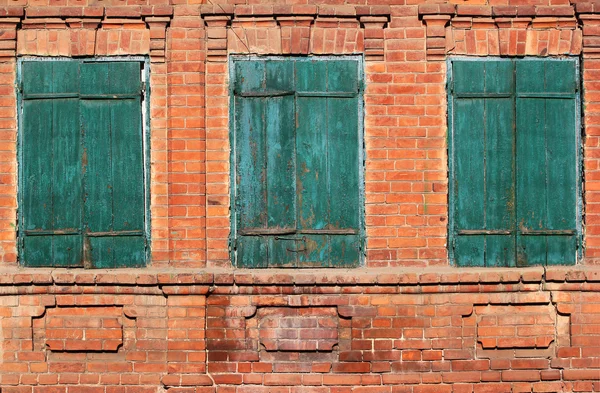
19,59,147,268
232,57,364,268
449,58,580,267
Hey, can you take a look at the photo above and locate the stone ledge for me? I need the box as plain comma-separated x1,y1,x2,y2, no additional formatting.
0,266,599,287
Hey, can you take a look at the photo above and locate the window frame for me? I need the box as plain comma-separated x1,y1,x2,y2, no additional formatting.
447,56,583,267
228,55,367,268
16,56,152,268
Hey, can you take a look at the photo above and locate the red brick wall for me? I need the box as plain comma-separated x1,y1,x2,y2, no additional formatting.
0,0,600,392
1,269,600,392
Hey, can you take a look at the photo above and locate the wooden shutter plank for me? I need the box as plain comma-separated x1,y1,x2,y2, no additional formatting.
52,62,79,95
110,98,144,232
452,60,515,267
108,62,141,95
546,99,577,230
50,98,83,267
82,100,115,267
82,100,113,234
22,98,54,267
517,60,546,93
483,61,513,94
235,96,267,231
234,64,268,268
22,62,52,95
516,98,547,265
484,99,514,232
544,97,577,265
330,235,360,267
82,100,112,268
81,62,141,97
112,236,146,268
328,96,360,267
22,61,79,96
483,97,515,267
296,60,327,92
264,61,296,267
297,234,330,267
265,96,296,229
454,235,485,267
453,61,485,94
328,97,360,229
22,97,83,267
454,98,485,232
327,60,359,93
237,236,268,268
485,235,515,267
88,237,113,268
516,60,578,266
80,62,109,96
23,236,53,267
23,100,53,232
21,61,83,267
52,99,82,232
234,60,265,93
517,60,576,94
265,60,294,92
544,61,577,93
110,99,145,267
267,235,296,267
547,236,577,265
296,96,329,231
295,61,329,267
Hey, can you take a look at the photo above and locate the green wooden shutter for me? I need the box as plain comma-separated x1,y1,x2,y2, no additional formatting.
233,58,363,268
451,60,516,267
450,58,579,267
20,60,146,268
80,62,146,268
22,61,82,267
515,60,578,266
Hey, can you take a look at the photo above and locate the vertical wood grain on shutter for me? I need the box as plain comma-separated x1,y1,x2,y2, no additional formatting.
516,60,577,266
81,62,144,268
234,60,296,267
234,58,361,267
452,60,515,267
21,61,82,267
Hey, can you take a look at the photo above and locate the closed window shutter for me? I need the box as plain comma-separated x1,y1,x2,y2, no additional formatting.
233,58,362,268
21,60,146,268
234,60,296,268
22,61,83,267
450,59,579,267
515,60,578,266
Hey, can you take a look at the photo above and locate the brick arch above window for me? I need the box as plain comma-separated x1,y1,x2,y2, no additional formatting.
200,5,390,62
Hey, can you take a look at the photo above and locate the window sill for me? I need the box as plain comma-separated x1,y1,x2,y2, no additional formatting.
0,266,598,287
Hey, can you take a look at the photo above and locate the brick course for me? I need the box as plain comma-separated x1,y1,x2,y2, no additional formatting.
0,0,600,391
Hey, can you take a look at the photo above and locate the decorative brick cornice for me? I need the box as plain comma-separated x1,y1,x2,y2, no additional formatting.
200,5,390,62
0,6,172,62
419,4,585,60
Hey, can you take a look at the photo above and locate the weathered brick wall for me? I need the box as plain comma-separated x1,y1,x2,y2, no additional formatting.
0,0,600,391
1,268,600,392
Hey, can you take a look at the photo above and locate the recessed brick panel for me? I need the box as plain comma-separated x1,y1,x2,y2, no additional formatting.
36,306,123,352
257,307,339,352
474,304,556,350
